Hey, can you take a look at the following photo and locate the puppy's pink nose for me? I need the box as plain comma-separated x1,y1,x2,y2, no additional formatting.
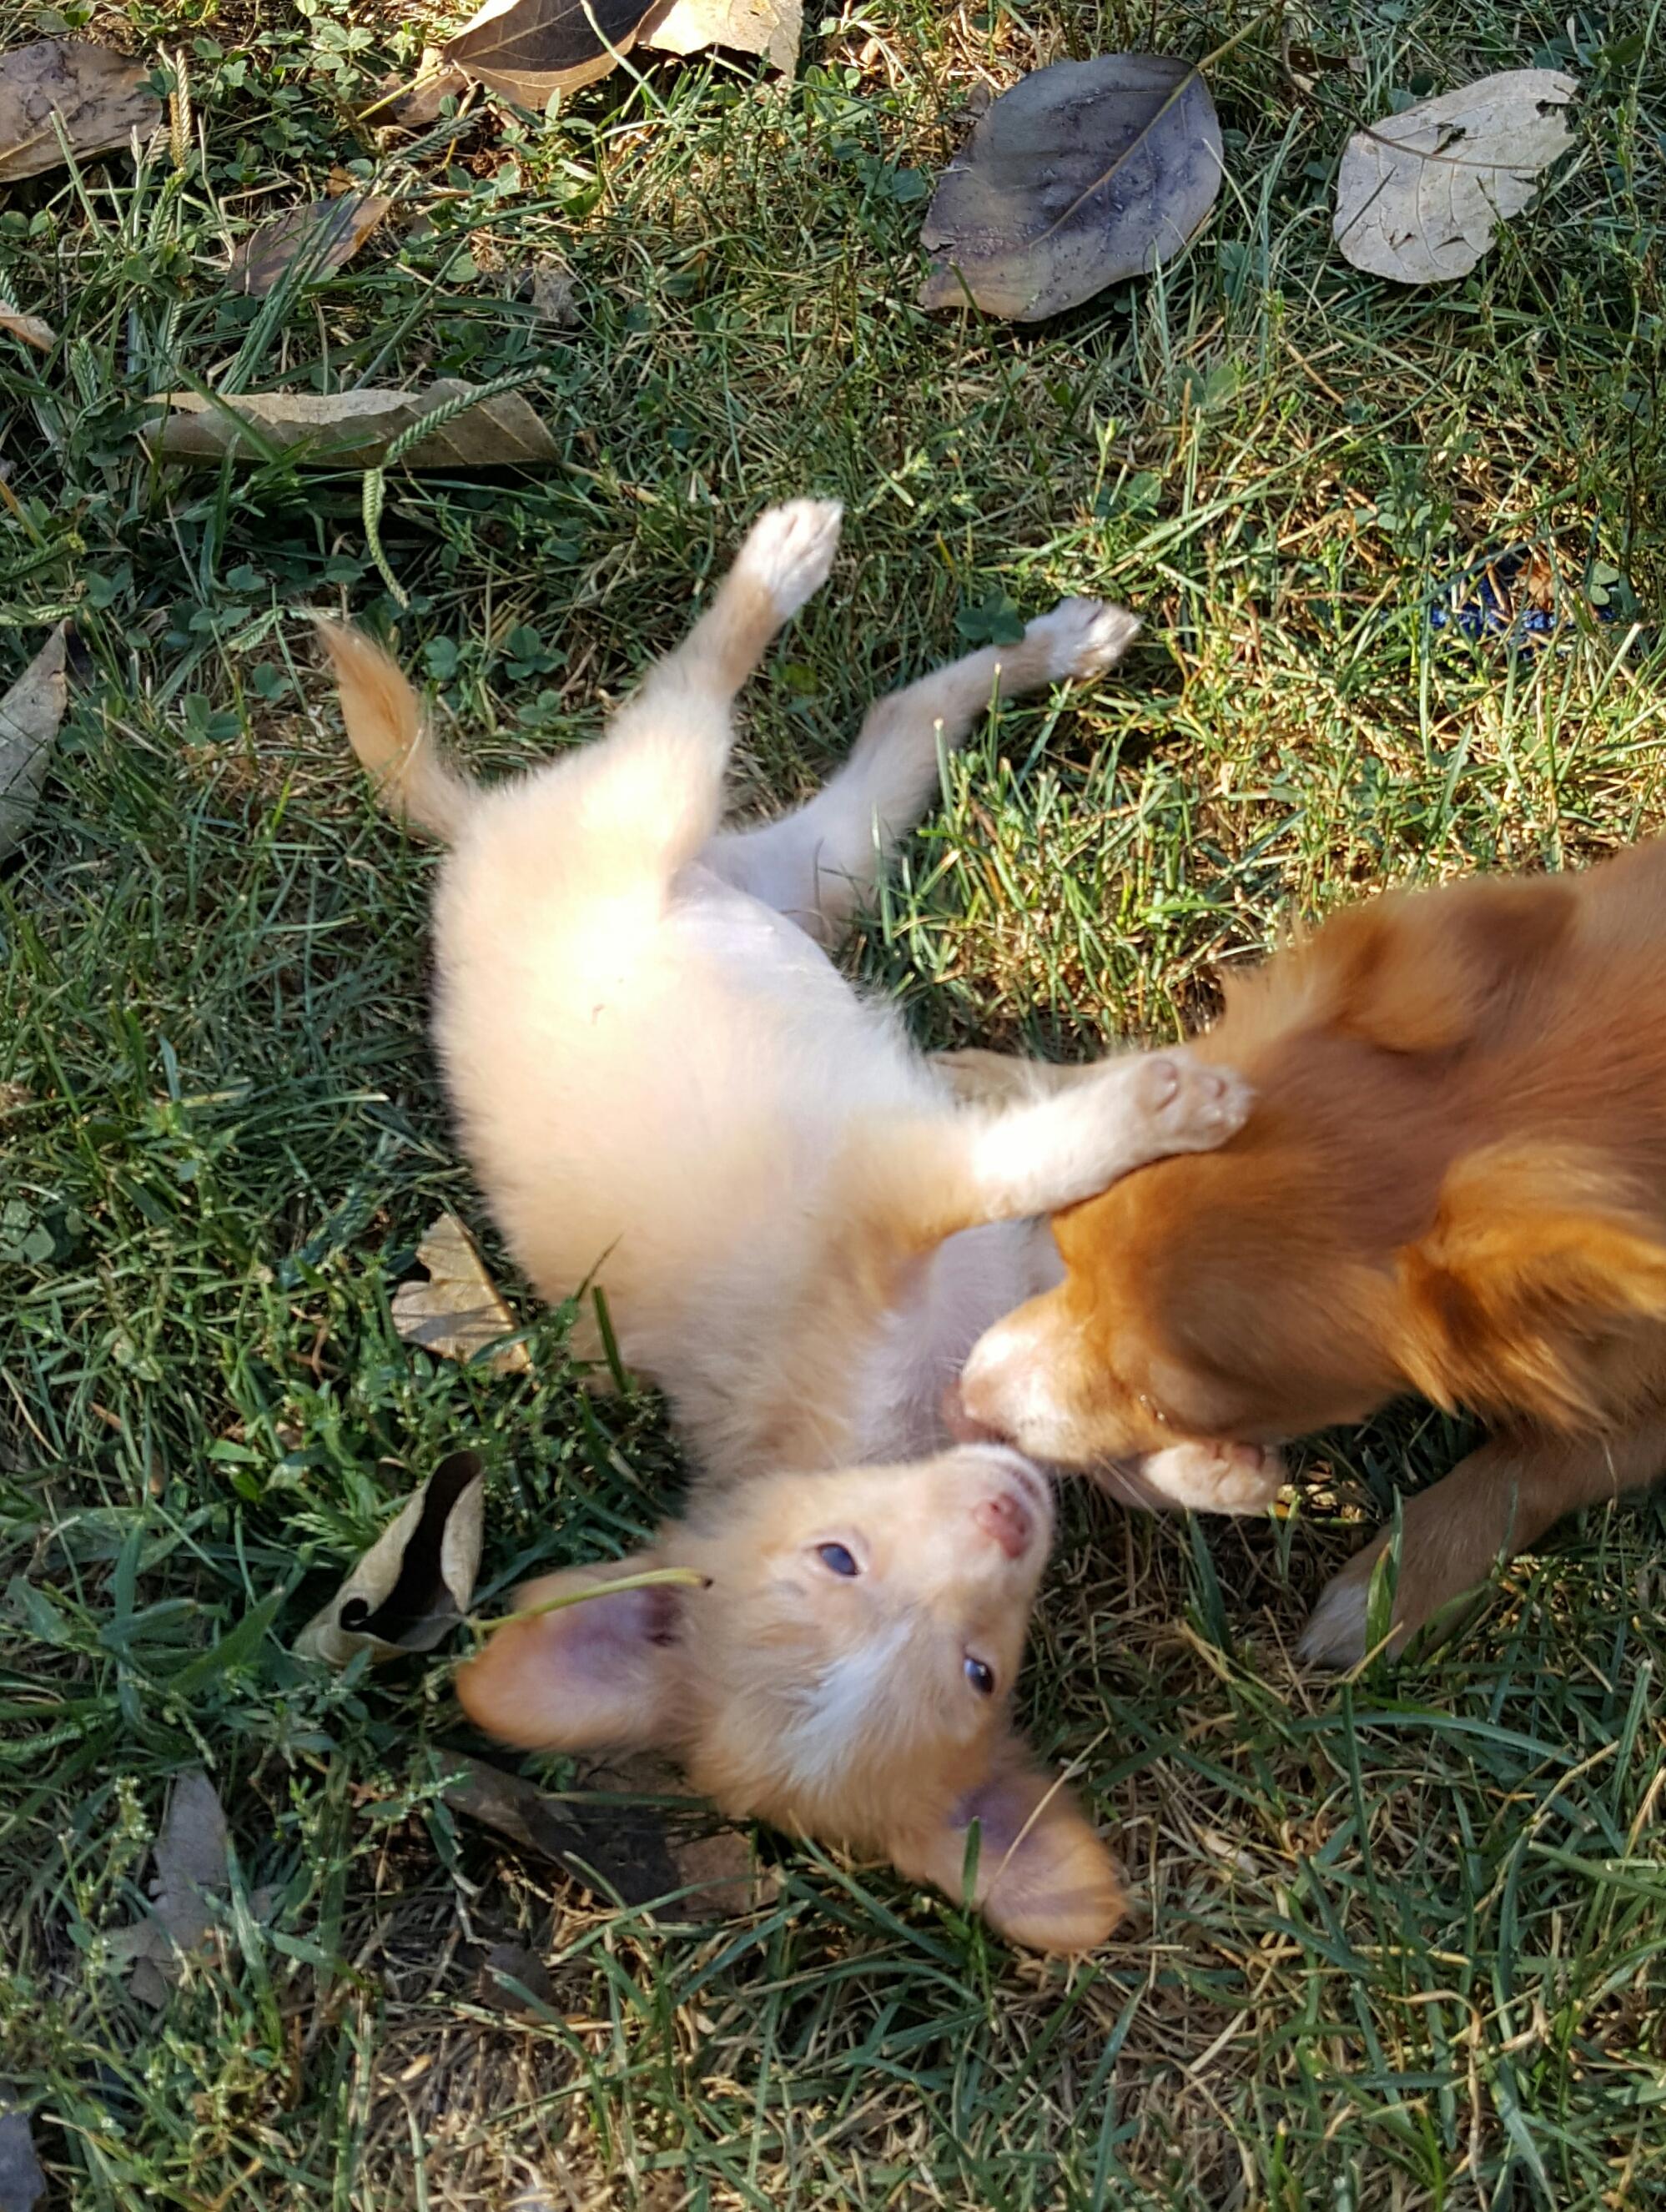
972,1491,1033,1561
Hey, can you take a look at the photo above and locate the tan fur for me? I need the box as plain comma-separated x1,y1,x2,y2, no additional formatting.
956,848,1666,1658
325,500,1251,1947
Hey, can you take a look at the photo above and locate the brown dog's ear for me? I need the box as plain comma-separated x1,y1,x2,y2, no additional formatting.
1396,1144,1666,1425
1230,877,1574,1058
456,1554,689,1753
890,1741,1125,1953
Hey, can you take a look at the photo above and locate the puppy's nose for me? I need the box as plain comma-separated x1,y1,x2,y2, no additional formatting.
972,1491,1033,1561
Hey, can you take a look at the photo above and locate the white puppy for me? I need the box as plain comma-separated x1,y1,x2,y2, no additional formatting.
321,501,1249,1948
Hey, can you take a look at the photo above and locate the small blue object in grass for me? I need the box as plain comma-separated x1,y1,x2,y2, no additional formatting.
1427,545,1625,648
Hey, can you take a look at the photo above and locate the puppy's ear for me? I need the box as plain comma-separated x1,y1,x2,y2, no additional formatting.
891,1740,1125,1953
1232,877,1573,1057
456,1553,689,1753
1396,1143,1666,1425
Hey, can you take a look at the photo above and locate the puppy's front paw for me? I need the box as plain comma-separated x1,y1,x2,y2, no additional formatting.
1135,1439,1285,1515
1026,597,1141,683
1130,1053,1252,1156
737,499,844,621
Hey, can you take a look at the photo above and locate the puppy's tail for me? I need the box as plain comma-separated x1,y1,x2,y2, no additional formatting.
316,619,476,842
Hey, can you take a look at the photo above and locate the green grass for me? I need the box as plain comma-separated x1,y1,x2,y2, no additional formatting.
3,0,1664,2204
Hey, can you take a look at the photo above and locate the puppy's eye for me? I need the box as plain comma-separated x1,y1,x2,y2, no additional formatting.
964,1656,996,1696
816,1541,860,1578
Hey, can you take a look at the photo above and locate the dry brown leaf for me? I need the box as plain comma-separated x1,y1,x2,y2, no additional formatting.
108,1769,230,2005
392,1213,532,1374
375,55,471,130
148,381,561,471
0,625,69,862
444,0,660,108
526,257,580,327
1334,70,1578,284
0,38,162,184
640,0,800,73
294,1450,486,1666
0,309,54,353
228,193,392,299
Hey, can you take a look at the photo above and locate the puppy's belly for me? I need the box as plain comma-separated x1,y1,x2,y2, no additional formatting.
851,1219,1060,1462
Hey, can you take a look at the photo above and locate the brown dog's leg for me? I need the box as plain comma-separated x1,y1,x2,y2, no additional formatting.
1300,1411,1666,1663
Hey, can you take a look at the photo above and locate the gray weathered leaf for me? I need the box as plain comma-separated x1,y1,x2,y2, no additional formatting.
295,1450,486,1666
444,0,661,107
0,38,162,184
0,309,54,353
0,2092,45,2212
1333,70,1578,284
0,626,68,862
640,0,801,74
229,193,392,299
391,1213,533,1374
108,1769,231,2005
920,54,1224,322
443,1751,773,1918
149,381,560,470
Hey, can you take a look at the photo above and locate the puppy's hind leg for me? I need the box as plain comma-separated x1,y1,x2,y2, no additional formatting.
587,499,843,879
709,597,1139,946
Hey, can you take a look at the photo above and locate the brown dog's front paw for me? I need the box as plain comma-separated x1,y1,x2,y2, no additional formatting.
1132,1053,1252,1156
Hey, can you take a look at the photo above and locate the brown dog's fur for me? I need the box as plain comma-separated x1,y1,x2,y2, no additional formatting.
956,842,1666,1657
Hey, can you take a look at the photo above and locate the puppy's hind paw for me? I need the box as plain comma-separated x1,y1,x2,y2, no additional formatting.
1027,597,1141,684
737,499,844,621
1131,1053,1252,1157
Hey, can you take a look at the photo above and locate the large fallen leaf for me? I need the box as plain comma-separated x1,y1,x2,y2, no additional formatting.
0,2094,44,2212
919,54,1224,321
295,1450,486,1665
641,0,800,74
229,192,392,299
0,38,163,184
108,1769,230,2006
392,1213,533,1374
444,0,661,106
149,380,560,470
0,626,69,862
0,309,54,353
444,1752,771,1916
1334,70,1578,284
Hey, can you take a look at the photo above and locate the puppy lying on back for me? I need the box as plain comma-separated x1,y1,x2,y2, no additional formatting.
955,846,1666,1660
322,500,1253,1949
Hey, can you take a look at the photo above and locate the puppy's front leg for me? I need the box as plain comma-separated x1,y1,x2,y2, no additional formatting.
847,1052,1250,1257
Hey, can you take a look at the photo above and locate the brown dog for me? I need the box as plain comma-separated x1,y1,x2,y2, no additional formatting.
954,842,1666,1660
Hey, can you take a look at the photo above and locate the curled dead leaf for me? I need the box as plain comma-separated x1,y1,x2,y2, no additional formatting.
295,1450,486,1666
0,38,163,184
375,56,471,131
0,624,70,862
392,1213,532,1375
640,0,801,75
148,381,561,471
229,192,392,299
919,54,1225,322
1333,70,1578,284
